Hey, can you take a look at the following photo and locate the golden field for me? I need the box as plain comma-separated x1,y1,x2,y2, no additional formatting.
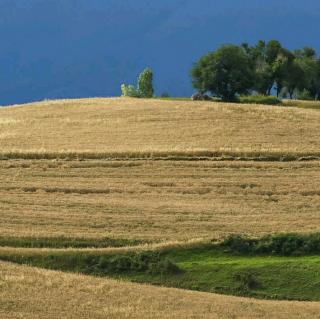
1,160,320,240
1,261,320,319
0,98,320,158
1,98,320,318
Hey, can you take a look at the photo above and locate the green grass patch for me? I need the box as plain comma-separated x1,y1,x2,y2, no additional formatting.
239,95,282,105
157,245,320,301
156,97,192,101
157,95,282,105
1,234,320,301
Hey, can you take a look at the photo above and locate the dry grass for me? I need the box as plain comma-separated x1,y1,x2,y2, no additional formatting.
2,98,320,317
283,99,320,110
1,98,320,159
0,238,206,258
1,261,320,319
1,160,320,241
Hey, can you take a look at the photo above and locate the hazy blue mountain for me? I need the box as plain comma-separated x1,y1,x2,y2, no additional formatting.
1,0,320,105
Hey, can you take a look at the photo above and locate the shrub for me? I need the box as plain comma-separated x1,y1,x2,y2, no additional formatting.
107,255,133,272
121,84,138,97
253,233,320,256
127,84,139,97
222,235,254,254
234,271,259,291
95,251,181,275
157,258,182,274
121,84,129,97
239,95,282,105
221,233,320,256
296,89,314,101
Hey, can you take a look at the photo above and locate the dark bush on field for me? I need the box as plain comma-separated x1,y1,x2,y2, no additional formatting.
221,233,320,256
0,251,181,277
222,235,254,254
96,252,181,275
239,95,282,105
296,89,315,101
234,271,259,291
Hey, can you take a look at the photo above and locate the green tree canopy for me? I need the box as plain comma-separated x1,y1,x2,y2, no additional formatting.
191,45,254,101
138,68,154,98
121,68,154,98
193,41,320,101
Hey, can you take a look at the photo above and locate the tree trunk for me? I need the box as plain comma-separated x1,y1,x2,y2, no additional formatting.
289,90,294,99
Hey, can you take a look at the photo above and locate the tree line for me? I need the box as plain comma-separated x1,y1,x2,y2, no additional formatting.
191,40,320,102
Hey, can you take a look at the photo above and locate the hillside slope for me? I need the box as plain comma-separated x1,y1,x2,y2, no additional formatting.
1,99,320,315
0,98,320,158
1,261,320,319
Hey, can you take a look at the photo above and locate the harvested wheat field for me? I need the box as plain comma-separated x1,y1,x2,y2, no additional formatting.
1,261,320,319
0,160,320,240
1,98,320,317
0,98,320,159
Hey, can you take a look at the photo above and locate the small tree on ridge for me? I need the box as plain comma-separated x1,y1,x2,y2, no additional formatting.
138,68,154,98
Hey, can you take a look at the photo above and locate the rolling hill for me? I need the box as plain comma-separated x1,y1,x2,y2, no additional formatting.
1,98,320,242
1,98,320,316
1,98,320,158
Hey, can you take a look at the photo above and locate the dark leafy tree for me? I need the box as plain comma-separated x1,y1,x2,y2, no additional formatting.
192,41,320,101
247,41,274,95
294,48,320,100
191,45,254,101
242,40,287,96
308,59,320,100
283,59,305,99
138,68,154,98
120,68,154,98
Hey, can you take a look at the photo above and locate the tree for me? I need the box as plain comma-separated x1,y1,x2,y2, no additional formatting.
246,41,274,95
120,68,154,98
121,84,129,96
282,48,319,99
137,68,154,98
265,40,283,65
272,50,293,97
294,49,320,100
255,63,274,95
283,58,305,99
192,41,320,101
242,40,290,96
121,84,139,97
308,59,320,100
127,84,139,97
191,45,254,101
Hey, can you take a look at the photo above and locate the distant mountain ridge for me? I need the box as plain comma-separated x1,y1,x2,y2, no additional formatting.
0,0,320,105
